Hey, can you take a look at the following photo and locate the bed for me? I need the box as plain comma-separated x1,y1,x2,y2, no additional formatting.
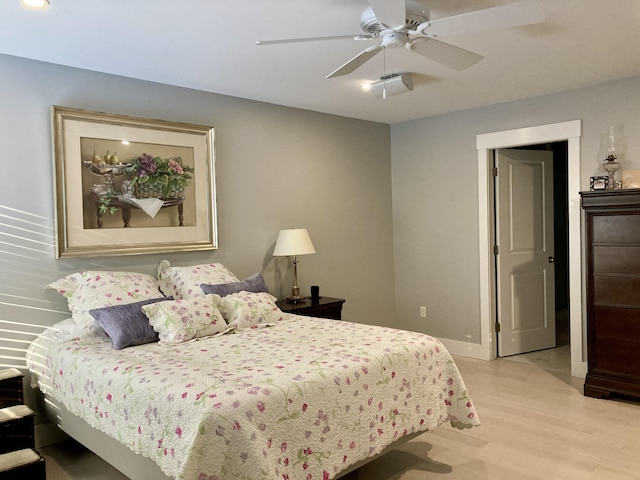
26,264,479,480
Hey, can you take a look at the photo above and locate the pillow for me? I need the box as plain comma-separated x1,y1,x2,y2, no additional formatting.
142,295,229,345
48,271,164,327
217,291,284,330
157,260,239,299
89,297,172,349
200,273,268,296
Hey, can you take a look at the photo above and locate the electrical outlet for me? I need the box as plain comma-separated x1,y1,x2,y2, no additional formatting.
419,306,427,318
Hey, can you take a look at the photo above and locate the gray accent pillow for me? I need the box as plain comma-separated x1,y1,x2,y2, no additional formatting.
89,297,172,349
200,273,268,296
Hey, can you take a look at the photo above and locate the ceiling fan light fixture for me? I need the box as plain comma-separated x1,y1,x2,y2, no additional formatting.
368,73,413,99
21,0,49,7
381,32,408,48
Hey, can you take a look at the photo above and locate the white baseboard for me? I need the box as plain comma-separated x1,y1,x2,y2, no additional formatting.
440,337,588,380
438,338,490,360
571,361,587,379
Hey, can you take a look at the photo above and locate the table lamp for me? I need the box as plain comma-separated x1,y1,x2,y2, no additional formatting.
273,228,316,303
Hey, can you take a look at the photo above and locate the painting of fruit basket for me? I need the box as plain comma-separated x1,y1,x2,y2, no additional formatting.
52,106,217,258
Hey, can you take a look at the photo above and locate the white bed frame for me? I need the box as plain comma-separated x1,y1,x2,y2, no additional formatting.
43,394,171,480
41,392,420,479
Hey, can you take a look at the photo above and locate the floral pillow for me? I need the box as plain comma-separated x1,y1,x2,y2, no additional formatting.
200,273,268,296
217,291,284,330
48,271,164,327
142,295,229,345
157,260,239,299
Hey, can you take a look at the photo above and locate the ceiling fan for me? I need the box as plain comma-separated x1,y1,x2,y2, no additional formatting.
256,0,544,79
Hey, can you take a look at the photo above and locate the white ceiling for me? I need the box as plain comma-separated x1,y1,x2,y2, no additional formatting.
2,0,640,124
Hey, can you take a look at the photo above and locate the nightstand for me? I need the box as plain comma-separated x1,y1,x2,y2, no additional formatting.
0,368,46,479
276,297,345,320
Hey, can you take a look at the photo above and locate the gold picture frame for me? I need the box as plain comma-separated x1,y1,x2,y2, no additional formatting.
52,106,217,258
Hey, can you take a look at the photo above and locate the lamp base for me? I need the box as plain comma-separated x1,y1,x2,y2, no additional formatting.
285,285,306,303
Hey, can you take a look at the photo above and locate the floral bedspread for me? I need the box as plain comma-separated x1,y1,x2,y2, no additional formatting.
27,315,479,480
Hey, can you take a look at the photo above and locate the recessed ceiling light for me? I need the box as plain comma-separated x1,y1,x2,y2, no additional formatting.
22,0,50,8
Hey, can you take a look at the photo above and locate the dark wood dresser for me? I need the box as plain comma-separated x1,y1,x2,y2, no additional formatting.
581,189,640,400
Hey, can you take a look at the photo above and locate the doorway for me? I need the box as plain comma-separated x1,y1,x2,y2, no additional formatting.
476,120,585,378
494,142,569,357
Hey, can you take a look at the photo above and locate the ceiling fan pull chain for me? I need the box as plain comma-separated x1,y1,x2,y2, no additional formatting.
382,48,387,99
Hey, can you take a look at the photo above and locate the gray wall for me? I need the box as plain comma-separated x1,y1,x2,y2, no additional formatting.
0,53,395,369
6,51,640,365
391,75,640,344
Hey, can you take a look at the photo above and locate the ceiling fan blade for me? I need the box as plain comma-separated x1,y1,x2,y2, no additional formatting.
424,0,544,37
256,34,373,46
367,0,406,29
409,38,483,70
326,44,384,79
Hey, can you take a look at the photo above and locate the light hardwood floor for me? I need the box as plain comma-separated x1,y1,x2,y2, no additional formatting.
42,349,640,480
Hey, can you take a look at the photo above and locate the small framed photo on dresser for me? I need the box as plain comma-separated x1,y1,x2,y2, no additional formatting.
590,176,609,191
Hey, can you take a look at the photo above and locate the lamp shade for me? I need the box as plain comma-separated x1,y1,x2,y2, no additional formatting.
273,228,316,257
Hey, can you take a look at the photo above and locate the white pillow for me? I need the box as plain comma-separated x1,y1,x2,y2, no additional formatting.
142,295,229,345
157,260,239,299
48,271,164,327
217,292,284,330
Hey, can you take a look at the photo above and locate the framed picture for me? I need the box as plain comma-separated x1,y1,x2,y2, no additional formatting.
590,176,609,191
52,106,217,258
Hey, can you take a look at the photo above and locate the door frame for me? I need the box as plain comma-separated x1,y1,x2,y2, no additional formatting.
476,120,586,378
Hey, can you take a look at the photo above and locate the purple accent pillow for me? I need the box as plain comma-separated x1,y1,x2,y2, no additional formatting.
89,297,172,349
200,273,268,297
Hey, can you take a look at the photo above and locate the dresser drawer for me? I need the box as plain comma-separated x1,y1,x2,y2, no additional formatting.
593,213,640,243
594,246,640,274
592,306,640,377
594,275,640,307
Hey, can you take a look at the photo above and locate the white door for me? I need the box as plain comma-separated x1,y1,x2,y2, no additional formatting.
495,149,555,357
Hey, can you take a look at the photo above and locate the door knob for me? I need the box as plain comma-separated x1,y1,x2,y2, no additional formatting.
548,256,555,263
